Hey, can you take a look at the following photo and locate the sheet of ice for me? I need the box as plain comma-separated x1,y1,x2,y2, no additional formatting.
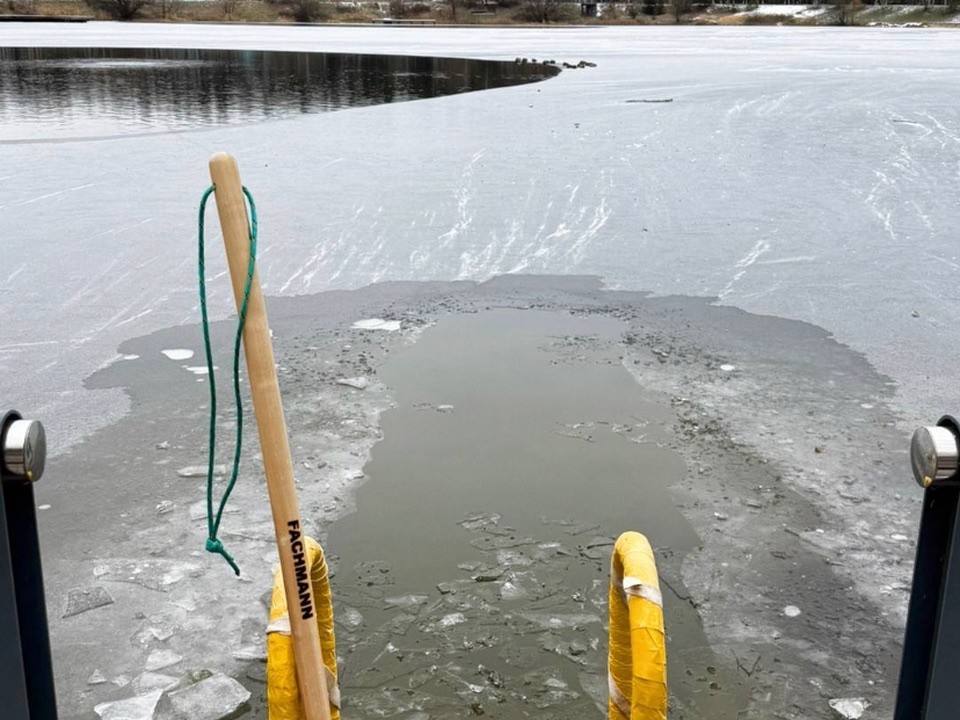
5,24,960,446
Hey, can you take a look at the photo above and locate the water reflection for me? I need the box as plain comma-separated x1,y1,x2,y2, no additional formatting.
0,47,557,142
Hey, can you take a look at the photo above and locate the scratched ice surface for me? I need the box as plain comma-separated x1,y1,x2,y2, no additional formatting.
3,24,960,447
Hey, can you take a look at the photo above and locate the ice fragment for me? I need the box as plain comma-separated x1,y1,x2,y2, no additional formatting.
94,690,163,720
337,376,369,390
352,318,401,332
63,586,114,617
145,649,182,671
829,698,869,719
131,672,179,695
160,673,251,720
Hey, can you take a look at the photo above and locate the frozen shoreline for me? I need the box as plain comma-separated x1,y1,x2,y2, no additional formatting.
49,276,913,719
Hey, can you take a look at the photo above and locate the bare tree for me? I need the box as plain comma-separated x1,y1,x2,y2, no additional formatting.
157,0,176,19
831,0,859,25
516,0,564,22
87,0,153,19
672,0,692,21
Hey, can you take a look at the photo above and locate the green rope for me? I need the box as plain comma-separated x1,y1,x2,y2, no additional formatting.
197,183,258,576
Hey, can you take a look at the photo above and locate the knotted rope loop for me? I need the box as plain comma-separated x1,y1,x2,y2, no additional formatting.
197,183,258,576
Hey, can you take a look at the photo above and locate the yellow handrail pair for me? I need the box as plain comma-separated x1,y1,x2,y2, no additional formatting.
266,531,667,720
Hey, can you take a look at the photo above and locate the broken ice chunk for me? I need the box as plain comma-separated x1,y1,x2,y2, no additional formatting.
384,594,429,609
145,649,182,671
177,465,226,478
87,669,108,685
131,672,180,695
438,612,467,628
519,611,601,630
458,512,501,531
94,559,199,592
783,605,802,618
94,690,163,720
337,377,369,390
160,673,251,720
500,580,529,601
352,318,401,332
63,586,114,618
338,606,365,629
828,698,869,719
496,549,533,567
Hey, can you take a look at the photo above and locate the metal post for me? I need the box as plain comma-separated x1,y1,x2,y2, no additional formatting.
896,416,960,718
0,409,56,720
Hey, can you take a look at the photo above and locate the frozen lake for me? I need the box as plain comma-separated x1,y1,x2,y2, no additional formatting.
2,23,960,447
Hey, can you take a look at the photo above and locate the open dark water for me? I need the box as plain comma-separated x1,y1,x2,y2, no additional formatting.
0,47,556,141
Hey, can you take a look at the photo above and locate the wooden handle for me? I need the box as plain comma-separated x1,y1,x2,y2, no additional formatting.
208,152,332,720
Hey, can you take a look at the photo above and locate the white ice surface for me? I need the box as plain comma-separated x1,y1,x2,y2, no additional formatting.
3,23,960,447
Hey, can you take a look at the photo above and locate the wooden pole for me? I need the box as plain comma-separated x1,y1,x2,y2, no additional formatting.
208,152,331,720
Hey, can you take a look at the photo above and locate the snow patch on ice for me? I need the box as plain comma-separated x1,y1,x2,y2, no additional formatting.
353,318,401,332
161,349,194,361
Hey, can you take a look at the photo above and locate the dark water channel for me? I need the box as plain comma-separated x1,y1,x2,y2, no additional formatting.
0,47,556,142
329,310,748,718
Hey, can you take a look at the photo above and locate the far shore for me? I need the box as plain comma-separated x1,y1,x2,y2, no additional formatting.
4,1,960,29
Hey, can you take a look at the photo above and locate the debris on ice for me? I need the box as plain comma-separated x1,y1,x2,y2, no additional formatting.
94,690,162,720
829,697,869,719
156,501,175,515
719,364,736,372
158,673,251,720
63,586,114,617
352,318,401,332
783,605,802,618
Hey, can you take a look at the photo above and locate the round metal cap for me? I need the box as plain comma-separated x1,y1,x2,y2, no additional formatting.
2,419,46,482
911,425,958,488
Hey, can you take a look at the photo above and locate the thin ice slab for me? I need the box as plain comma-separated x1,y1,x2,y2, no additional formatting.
94,689,163,720
352,318,401,332
157,673,251,720
63,586,114,617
